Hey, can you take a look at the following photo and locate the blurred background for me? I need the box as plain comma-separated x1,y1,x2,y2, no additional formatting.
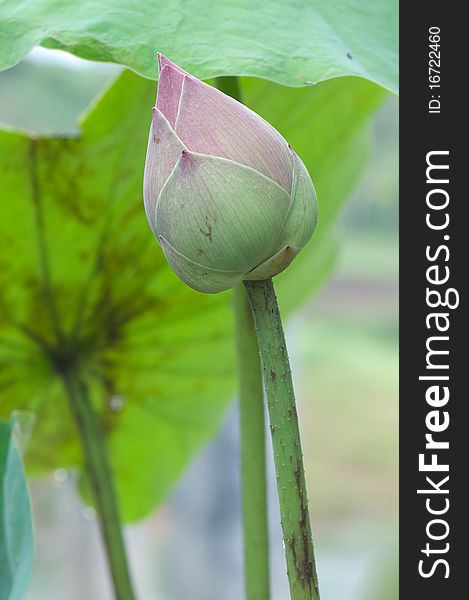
0,50,398,599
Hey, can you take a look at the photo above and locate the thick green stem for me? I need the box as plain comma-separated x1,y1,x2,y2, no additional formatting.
233,286,270,599
61,372,135,600
245,279,320,600
216,75,270,600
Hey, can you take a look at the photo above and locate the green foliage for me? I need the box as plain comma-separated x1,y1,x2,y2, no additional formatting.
0,59,118,135
0,415,34,600
0,0,397,93
0,69,384,520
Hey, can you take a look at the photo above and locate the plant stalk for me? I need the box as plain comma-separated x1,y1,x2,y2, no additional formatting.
215,75,271,600
233,285,271,599
61,371,135,600
244,279,320,600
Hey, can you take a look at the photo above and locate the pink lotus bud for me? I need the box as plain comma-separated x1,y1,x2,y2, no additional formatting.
144,54,318,293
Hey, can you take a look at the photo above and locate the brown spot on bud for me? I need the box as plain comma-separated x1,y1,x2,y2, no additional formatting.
198,216,213,243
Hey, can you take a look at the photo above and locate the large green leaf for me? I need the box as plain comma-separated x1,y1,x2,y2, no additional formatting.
0,0,398,93
0,415,34,600
0,69,385,520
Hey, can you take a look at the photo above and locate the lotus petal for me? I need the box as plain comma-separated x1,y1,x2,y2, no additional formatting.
143,108,186,232
247,245,300,280
271,147,318,253
174,76,293,192
159,236,246,293
156,63,185,129
156,151,290,272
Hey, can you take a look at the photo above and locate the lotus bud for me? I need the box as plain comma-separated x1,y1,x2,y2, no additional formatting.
144,54,318,293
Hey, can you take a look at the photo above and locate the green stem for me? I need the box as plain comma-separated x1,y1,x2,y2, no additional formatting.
61,371,135,600
245,279,320,600
215,75,270,600
233,286,270,599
